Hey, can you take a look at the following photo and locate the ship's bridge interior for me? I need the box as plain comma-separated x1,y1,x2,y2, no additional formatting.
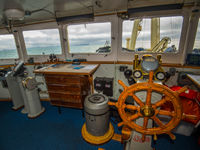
0,0,200,150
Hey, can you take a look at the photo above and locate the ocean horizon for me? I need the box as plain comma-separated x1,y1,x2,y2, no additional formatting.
0,44,104,59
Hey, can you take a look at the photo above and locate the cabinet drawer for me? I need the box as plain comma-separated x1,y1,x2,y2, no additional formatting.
49,92,82,103
45,75,88,85
47,84,82,94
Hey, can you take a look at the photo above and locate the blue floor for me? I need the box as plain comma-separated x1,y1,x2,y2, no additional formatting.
0,102,122,150
0,101,199,150
153,134,200,150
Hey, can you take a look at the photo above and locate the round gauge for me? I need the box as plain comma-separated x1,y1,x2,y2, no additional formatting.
156,72,165,80
141,56,159,72
133,70,142,78
124,69,132,78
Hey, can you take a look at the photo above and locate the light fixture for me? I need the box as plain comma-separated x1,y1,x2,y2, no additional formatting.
4,8,25,20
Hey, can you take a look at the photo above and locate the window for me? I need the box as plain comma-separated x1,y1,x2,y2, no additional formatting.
122,19,151,51
0,34,18,59
67,22,111,53
23,29,62,55
193,18,200,54
122,16,183,53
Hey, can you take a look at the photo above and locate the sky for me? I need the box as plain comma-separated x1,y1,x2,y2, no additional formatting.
23,29,61,48
67,22,111,46
0,34,16,50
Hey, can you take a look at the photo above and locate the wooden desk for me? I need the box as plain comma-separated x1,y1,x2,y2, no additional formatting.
34,64,99,109
187,74,200,89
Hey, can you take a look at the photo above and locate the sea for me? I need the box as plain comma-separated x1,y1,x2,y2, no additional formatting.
0,45,102,59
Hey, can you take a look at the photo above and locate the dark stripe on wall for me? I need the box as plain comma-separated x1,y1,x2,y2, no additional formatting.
128,4,184,14
56,14,94,23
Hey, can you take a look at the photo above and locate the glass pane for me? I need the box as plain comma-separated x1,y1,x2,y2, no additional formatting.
122,19,151,52
23,29,62,55
0,34,18,59
67,22,111,53
160,16,183,53
135,19,151,50
193,18,200,54
122,16,183,53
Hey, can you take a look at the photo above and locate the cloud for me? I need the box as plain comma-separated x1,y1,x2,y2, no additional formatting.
68,22,111,34
23,31,47,38
68,22,111,46
23,29,61,48
0,34,16,50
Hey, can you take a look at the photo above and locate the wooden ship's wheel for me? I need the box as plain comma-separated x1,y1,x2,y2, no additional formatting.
109,71,197,141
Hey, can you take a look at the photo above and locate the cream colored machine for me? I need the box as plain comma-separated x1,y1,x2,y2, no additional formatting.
6,61,45,118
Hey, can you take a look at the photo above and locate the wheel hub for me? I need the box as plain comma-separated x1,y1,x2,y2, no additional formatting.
140,105,155,117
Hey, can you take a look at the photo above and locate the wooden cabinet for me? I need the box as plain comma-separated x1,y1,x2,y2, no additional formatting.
34,64,99,109
45,75,91,109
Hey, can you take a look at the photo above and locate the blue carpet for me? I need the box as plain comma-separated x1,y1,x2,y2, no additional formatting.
153,133,200,150
0,102,123,150
0,101,199,150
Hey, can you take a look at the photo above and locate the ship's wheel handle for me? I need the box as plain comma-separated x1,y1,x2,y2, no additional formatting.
108,71,197,141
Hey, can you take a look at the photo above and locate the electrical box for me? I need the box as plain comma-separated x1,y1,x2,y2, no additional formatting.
94,77,105,92
94,77,113,97
186,54,200,66
103,78,113,97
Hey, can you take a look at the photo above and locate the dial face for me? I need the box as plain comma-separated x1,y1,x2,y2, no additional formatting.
141,56,159,72
156,72,165,80
133,70,142,78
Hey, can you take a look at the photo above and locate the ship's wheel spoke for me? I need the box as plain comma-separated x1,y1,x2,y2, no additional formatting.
146,89,152,106
125,104,138,111
128,113,140,121
167,132,176,140
176,86,188,95
117,122,124,127
152,116,165,128
157,110,175,117
148,71,154,83
118,80,128,90
141,117,149,142
141,134,146,142
108,101,118,107
143,117,149,129
132,94,144,107
153,97,169,108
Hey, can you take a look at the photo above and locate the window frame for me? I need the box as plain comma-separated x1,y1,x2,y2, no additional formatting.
18,22,66,63
0,30,22,65
121,16,184,54
182,11,200,59
22,29,62,56
66,21,112,55
122,18,152,52
63,16,115,57
118,9,190,64
192,16,200,51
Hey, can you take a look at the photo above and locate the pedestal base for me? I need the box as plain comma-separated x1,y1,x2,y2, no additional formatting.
81,122,114,145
